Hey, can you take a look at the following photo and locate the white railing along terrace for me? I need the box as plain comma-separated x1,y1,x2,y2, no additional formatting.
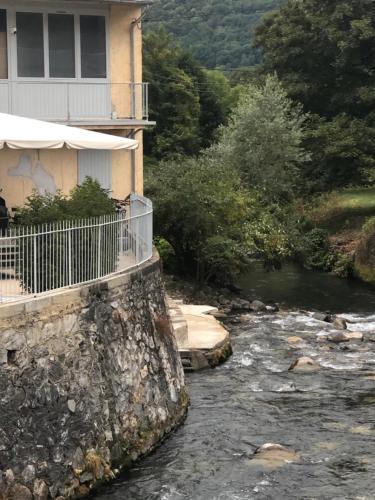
0,196,153,304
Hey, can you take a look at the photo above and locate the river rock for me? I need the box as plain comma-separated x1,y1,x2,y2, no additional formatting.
266,304,279,313
328,331,363,343
288,356,320,371
253,443,299,467
9,484,32,500
230,299,251,311
312,312,331,322
332,318,347,330
250,300,267,312
33,479,49,500
287,336,304,346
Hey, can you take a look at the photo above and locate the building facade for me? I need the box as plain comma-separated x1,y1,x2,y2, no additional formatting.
0,0,152,210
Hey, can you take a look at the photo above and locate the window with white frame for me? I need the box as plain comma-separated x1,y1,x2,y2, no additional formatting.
16,11,107,79
0,10,8,79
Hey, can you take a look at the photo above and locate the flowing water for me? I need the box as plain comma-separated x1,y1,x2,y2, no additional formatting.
95,265,375,500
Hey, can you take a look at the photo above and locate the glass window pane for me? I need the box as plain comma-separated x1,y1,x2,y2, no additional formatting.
49,14,75,78
0,10,7,79
17,12,44,77
80,15,106,79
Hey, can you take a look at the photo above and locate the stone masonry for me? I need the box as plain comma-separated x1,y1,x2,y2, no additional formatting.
0,253,188,499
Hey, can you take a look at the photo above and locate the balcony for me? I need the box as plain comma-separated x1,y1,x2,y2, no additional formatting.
0,81,149,125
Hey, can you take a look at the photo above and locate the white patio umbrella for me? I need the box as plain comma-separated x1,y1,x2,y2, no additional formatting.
0,113,138,150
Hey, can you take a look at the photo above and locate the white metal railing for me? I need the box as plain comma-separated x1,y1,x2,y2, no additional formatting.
0,196,153,304
0,81,149,121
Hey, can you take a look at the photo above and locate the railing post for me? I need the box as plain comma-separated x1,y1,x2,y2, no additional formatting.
33,233,37,294
97,221,102,278
68,228,72,286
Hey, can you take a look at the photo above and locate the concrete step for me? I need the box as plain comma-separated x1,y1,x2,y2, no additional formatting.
167,297,189,346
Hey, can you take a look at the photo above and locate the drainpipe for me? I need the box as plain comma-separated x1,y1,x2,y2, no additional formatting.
130,18,137,193
131,133,136,193
130,10,147,195
130,18,137,120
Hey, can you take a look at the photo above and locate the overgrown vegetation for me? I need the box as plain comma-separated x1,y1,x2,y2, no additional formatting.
146,76,305,283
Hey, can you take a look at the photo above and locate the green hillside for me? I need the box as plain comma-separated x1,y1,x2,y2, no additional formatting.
144,0,285,70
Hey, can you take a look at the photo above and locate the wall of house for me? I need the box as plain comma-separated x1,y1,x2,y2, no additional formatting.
109,4,143,119
0,148,77,210
0,146,138,210
0,253,188,499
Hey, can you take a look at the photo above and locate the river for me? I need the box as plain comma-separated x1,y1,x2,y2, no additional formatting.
95,265,375,499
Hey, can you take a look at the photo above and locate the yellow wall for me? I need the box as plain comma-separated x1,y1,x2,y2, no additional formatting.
0,144,137,210
0,148,77,211
109,4,143,119
110,129,143,198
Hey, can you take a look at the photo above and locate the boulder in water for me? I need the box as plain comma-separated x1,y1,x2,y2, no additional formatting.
332,317,347,330
266,304,279,313
288,356,320,371
253,443,300,468
230,299,251,311
287,336,304,346
312,312,331,322
250,300,267,312
328,331,363,343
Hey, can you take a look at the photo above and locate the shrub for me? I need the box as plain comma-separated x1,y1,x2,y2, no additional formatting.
355,217,375,283
13,178,117,293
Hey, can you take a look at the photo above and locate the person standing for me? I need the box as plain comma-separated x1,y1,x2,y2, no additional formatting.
0,196,9,233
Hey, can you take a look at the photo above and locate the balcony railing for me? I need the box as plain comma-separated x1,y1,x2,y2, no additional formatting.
0,195,153,304
0,81,149,122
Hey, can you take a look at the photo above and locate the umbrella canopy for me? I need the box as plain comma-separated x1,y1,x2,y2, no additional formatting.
0,113,138,150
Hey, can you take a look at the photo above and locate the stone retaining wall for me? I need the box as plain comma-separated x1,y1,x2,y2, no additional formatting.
0,253,188,499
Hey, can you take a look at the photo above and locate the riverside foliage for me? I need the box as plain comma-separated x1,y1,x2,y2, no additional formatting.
255,0,375,191
147,77,306,283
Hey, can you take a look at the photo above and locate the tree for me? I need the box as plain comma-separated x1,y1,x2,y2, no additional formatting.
146,155,252,283
211,75,309,201
143,29,237,159
144,0,284,70
143,30,201,159
255,0,375,190
146,79,307,282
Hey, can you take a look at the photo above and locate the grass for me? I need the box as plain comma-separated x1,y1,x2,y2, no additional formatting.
310,187,375,234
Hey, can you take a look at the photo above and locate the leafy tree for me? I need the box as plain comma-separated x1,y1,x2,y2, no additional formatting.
211,75,309,201
146,78,307,282
146,155,251,283
255,0,375,189
143,29,237,158
143,29,201,159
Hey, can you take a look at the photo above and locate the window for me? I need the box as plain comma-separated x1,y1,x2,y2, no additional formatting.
17,12,44,77
0,10,7,79
15,11,108,80
48,14,75,78
80,16,106,78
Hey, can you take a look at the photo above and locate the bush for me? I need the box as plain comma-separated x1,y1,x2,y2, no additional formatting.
13,178,117,293
295,228,332,271
355,217,375,283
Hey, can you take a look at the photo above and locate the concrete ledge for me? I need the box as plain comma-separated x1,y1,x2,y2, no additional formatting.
168,300,232,371
0,252,160,321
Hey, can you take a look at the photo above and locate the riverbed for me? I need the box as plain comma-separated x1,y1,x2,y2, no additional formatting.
95,266,375,499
